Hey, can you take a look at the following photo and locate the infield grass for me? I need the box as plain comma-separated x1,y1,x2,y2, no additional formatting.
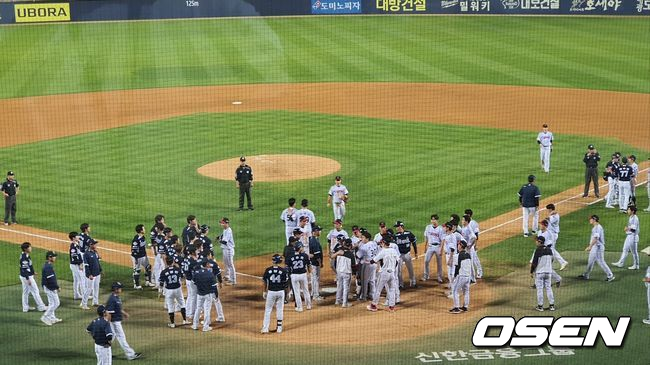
1,16,649,99
0,111,645,257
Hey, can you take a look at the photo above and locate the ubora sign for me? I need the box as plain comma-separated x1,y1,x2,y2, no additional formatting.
15,3,70,23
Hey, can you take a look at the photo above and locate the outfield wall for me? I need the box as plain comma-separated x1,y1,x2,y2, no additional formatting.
0,0,649,24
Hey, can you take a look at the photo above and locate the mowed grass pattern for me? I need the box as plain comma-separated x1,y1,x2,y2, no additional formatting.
1,111,645,258
0,16,649,99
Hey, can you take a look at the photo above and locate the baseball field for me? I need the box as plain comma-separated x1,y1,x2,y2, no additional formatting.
0,14,649,365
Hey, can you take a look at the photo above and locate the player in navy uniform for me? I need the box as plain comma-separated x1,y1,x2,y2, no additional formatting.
131,224,153,290
518,175,542,237
81,241,102,310
192,259,217,332
182,215,200,246
79,223,96,253
181,246,200,319
19,242,47,312
106,282,141,360
87,305,113,365
287,242,312,312
308,225,324,301
604,154,620,208
41,251,61,325
617,157,635,213
198,224,213,256
261,254,289,334
69,232,85,300
393,221,418,288
159,257,189,328
206,252,225,323
150,223,166,290
1,171,19,225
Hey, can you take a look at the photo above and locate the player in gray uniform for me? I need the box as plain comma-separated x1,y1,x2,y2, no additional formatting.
612,206,640,270
531,236,556,312
464,209,483,279
442,223,458,287
327,176,349,221
460,215,478,282
218,217,237,285
536,124,554,173
534,220,562,287
296,199,316,237
449,241,472,314
261,254,289,334
545,204,568,271
366,235,400,312
326,219,348,273
646,156,650,213
280,198,298,244
332,240,356,308
423,214,444,283
578,215,615,281
356,231,378,301
628,155,638,202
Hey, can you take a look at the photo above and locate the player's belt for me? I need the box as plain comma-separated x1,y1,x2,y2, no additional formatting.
429,243,440,246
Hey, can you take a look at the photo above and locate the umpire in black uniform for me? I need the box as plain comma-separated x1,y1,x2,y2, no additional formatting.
235,156,254,211
583,145,601,198
1,171,19,225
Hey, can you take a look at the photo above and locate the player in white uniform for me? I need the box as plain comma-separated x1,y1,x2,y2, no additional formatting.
280,198,298,244
327,176,348,221
366,235,400,312
578,215,614,281
545,204,568,271
464,209,483,280
536,124,554,173
296,199,316,236
612,206,640,270
646,157,650,212
628,155,638,202
460,215,479,282
218,217,236,285
356,231,378,301
326,219,348,273
423,214,444,283
442,222,458,287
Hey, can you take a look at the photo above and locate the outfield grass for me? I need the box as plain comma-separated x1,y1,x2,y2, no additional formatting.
0,111,644,257
0,16,649,99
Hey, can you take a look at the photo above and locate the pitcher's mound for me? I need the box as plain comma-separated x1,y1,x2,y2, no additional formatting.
198,154,341,182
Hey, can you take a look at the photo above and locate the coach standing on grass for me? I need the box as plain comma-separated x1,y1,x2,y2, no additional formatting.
583,145,601,198
1,170,19,225
518,175,541,238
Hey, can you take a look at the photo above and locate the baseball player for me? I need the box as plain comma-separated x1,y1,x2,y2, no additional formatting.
629,155,639,203
131,224,154,290
393,221,418,288
617,157,635,213
181,246,199,319
326,219,348,273
464,209,483,279
206,252,225,323
460,215,478,283
442,223,458,286
296,199,316,236
41,251,61,325
192,259,217,332
539,219,568,275
518,175,541,237
159,257,189,328
449,241,472,314
646,156,650,213
295,218,311,256
332,240,356,308
536,124,554,173
308,225,324,301
423,214,444,283
280,198,299,244
545,204,568,271
612,206,640,270
106,282,141,360
327,176,348,221
87,305,113,365
182,215,200,246
530,236,556,312
68,231,85,300
578,215,615,281
218,217,236,285
356,231,378,301
367,235,400,312
81,240,102,310
287,242,312,311
643,266,650,324
198,224,213,256
149,214,165,255
604,154,621,209
150,223,166,290
261,254,289,334
79,223,96,253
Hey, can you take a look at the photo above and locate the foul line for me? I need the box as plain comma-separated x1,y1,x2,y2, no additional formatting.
480,168,648,235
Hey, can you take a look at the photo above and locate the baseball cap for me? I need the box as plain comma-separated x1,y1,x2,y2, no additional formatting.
272,254,282,264
335,176,341,181
292,228,303,235
588,144,595,150
312,224,322,231
393,221,404,227
528,175,536,182
288,236,299,244
621,157,628,164
333,219,342,225
611,153,618,158
536,236,546,243
295,242,304,250
111,282,123,290
542,123,548,128
163,227,172,234
459,241,467,249
7,171,14,176
590,214,600,222
97,305,107,316
378,221,386,228
359,227,367,233
444,222,454,230
336,234,346,241
89,240,98,246
352,225,360,232
299,215,308,222
240,156,246,162
629,155,636,161
45,251,57,258
220,217,230,224
200,224,210,232
165,256,174,265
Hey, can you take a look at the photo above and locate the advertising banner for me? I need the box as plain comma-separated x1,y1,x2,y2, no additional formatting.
311,0,362,14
